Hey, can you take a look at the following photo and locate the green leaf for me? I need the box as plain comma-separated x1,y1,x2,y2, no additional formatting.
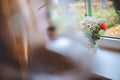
98,30,104,36
107,23,115,28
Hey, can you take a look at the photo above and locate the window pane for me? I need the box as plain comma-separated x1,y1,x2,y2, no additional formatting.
49,0,120,39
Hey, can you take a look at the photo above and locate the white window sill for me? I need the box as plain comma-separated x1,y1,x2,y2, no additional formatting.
97,36,120,50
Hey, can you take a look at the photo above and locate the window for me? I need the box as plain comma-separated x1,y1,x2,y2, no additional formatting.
48,0,120,49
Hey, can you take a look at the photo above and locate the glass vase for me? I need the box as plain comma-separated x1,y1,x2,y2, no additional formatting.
87,41,97,54
74,31,97,54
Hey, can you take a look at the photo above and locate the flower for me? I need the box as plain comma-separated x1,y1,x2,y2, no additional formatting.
99,23,107,30
81,16,107,44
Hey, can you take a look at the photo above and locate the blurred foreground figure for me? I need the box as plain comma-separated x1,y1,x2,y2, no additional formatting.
0,0,22,80
0,0,47,79
0,0,50,79
0,0,91,80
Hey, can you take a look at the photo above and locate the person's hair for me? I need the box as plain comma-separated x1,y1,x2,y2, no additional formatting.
0,0,27,79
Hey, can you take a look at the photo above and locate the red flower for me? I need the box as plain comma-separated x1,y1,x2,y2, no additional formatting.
99,23,107,30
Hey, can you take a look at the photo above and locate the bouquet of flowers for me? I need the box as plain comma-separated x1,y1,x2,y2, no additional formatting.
80,16,107,44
